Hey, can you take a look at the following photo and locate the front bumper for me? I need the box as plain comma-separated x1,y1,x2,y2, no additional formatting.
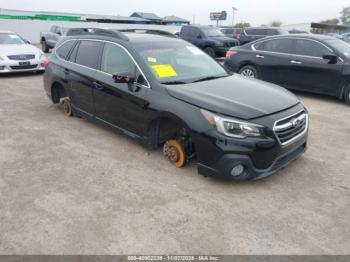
0,59,45,73
194,104,309,181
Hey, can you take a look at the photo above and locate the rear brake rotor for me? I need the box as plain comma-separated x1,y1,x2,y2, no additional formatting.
163,140,186,168
62,97,72,117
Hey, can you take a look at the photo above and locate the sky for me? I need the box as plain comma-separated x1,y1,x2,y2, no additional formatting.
0,0,349,26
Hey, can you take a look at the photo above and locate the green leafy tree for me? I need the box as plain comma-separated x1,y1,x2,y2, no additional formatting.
269,20,283,27
340,6,350,25
235,22,251,29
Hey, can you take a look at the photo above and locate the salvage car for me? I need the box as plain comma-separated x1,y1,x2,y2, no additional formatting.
238,27,289,45
0,30,45,74
43,28,308,181
224,34,350,105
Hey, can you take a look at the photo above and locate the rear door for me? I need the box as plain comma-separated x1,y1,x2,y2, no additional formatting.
283,39,343,95
252,38,294,85
93,42,149,136
68,40,103,116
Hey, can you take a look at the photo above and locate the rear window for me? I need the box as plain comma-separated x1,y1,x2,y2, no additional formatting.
56,40,76,60
75,40,103,69
246,29,266,36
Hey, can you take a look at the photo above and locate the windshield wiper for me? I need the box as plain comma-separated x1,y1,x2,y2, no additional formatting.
161,81,188,85
192,75,228,83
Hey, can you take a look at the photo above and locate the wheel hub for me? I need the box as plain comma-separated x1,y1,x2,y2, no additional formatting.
163,140,186,168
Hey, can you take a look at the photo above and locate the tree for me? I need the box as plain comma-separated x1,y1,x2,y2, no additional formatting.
269,20,283,27
340,6,350,25
235,22,251,29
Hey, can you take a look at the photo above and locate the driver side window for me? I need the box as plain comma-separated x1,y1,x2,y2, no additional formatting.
101,43,147,85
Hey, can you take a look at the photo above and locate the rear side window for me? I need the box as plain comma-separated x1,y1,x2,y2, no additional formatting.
56,41,76,60
256,39,293,54
246,29,266,36
75,40,103,69
294,39,330,57
266,29,279,36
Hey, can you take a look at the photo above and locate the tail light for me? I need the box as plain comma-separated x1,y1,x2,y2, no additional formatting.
226,51,237,59
43,57,50,70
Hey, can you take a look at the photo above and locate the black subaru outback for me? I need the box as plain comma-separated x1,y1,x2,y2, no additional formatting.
43,28,308,181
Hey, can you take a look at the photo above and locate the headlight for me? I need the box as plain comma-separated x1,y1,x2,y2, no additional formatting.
201,109,265,138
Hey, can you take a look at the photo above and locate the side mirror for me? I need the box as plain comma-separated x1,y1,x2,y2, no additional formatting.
113,72,135,84
57,31,62,36
323,54,338,64
24,39,30,44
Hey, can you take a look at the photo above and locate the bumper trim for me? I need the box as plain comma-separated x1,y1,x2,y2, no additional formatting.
197,143,307,181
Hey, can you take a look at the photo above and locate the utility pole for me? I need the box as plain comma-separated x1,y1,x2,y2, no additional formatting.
232,7,237,28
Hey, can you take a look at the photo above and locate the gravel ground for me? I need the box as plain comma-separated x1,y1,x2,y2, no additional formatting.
0,72,349,255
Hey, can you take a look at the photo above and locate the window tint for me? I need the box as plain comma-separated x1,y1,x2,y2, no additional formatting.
190,28,202,38
181,27,190,37
50,26,57,33
56,41,76,60
101,43,136,74
266,29,279,36
294,39,330,57
75,40,102,69
256,39,293,54
246,29,266,36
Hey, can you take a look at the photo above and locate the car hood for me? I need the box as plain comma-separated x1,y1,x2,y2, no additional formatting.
165,74,300,120
0,44,41,57
208,36,238,43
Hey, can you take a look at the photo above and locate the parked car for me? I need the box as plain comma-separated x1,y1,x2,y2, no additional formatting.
219,27,242,40
40,25,68,53
43,28,308,181
224,34,350,105
341,33,350,43
289,29,309,34
180,25,239,57
0,30,45,74
238,27,289,45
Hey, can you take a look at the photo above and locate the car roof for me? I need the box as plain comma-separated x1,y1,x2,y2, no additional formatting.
124,32,180,43
245,27,283,30
263,33,337,41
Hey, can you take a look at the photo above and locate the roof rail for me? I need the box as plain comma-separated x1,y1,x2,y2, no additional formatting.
66,28,129,41
118,29,176,38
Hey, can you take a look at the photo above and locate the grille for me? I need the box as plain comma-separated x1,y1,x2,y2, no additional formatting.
274,111,308,146
7,54,35,60
10,65,37,70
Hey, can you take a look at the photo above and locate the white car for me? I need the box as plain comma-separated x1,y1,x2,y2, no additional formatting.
0,30,45,74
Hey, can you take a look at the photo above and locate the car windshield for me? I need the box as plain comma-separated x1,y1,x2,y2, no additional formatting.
133,40,228,84
202,28,225,37
327,39,350,57
0,33,25,45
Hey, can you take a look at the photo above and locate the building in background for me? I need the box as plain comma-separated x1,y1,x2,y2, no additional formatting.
130,12,162,24
161,15,190,25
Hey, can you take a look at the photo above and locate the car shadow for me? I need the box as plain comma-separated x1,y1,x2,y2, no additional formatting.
0,71,44,79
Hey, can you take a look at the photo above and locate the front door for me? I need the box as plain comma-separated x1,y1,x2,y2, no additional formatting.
93,42,149,136
283,39,343,95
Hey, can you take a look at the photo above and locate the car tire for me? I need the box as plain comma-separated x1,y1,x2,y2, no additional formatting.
239,65,259,79
41,40,50,53
204,47,216,58
344,84,350,105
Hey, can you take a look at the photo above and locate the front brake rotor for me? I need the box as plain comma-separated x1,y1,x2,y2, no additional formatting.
163,140,186,168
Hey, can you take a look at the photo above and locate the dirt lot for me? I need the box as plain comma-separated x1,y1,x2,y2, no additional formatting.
0,72,349,255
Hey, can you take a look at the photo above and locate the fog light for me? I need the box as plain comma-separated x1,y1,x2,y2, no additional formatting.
231,164,245,177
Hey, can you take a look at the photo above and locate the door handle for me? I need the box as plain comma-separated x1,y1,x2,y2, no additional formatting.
64,68,70,74
93,81,104,90
256,54,265,58
291,60,302,65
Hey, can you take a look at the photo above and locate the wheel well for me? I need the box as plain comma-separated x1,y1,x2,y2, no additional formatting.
51,82,67,104
147,117,189,149
238,63,255,71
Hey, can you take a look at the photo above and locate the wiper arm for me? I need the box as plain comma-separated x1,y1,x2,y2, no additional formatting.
161,81,188,85
192,75,228,83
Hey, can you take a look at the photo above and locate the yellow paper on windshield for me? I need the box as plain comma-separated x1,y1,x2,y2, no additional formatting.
151,64,177,78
